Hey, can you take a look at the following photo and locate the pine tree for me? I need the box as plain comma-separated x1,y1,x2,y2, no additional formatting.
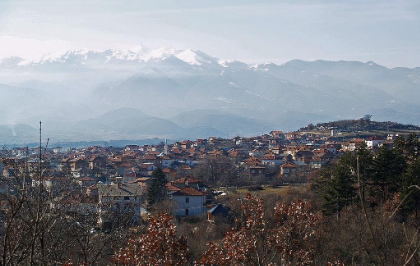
395,133,420,162
355,142,373,202
321,157,356,217
396,134,420,217
401,159,420,217
147,168,167,207
371,145,406,204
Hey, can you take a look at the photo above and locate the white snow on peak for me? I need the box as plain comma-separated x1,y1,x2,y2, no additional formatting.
218,59,236,68
175,49,219,66
105,49,147,62
18,49,100,65
128,45,150,54
218,61,228,67
147,47,180,61
176,49,204,65
19,51,66,65
12,46,223,67
251,63,271,71
17,47,174,66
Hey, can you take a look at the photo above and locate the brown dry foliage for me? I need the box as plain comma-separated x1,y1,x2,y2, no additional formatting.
195,193,322,266
114,212,189,266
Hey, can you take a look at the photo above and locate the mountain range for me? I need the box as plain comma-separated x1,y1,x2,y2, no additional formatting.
0,46,419,144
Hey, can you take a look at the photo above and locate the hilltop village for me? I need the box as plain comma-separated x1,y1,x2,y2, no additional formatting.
1,123,413,225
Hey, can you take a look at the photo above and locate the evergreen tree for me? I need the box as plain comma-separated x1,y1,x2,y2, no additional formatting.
371,145,406,204
355,142,373,202
147,168,167,207
401,159,420,217
395,133,420,162
396,134,420,217
321,157,357,217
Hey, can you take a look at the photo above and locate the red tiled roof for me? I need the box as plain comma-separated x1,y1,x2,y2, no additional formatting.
173,186,204,196
130,177,150,183
349,138,365,143
262,154,276,160
244,157,262,166
162,168,171,173
143,154,157,160
172,177,202,184
79,177,96,181
139,163,155,169
178,165,191,170
281,162,298,168
166,182,182,192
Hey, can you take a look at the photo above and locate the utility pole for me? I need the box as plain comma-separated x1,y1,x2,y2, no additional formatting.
39,121,43,190
23,146,28,194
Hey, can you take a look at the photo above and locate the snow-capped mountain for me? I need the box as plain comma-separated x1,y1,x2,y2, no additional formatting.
9,47,222,68
0,47,419,144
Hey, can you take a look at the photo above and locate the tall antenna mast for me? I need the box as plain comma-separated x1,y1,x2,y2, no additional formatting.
39,121,41,170
39,121,42,186
39,121,42,155
22,146,28,195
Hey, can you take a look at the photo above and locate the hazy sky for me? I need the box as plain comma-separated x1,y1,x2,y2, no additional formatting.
1,0,419,67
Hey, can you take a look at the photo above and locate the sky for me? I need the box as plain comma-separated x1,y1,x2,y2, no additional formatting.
0,0,419,68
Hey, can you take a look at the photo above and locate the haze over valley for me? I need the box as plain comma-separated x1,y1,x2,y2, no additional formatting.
0,47,419,144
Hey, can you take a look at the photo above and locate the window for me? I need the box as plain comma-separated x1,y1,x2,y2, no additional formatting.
186,197,189,203
124,196,130,201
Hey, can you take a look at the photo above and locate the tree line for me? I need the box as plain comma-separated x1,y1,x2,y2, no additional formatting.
318,133,420,219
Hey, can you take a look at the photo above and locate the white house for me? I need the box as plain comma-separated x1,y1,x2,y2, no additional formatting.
160,155,176,168
170,186,206,217
261,154,283,166
365,136,385,149
138,163,157,176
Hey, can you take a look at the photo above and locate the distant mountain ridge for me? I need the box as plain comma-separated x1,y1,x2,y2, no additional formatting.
0,47,419,144
0,47,224,68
